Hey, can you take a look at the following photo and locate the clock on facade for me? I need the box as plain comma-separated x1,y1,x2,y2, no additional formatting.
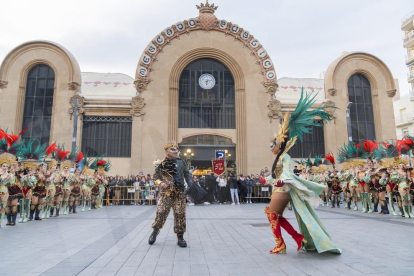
198,73,216,90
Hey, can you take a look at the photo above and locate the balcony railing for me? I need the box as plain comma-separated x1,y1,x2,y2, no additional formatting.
397,133,414,140
395,113,413,126
406,51,414,64
403,31,414,47
402,11,414,30
408,71,414,82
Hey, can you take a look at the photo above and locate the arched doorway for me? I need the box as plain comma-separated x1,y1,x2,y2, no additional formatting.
179,135,236,171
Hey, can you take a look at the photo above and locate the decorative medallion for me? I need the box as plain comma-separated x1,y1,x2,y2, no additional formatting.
267,98,281,122
328,88,337,96
130,95,146,120
322,100,337,118
68,95,85,120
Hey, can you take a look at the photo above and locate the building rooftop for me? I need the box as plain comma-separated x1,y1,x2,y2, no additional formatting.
276,77,325,100
80,72,137,98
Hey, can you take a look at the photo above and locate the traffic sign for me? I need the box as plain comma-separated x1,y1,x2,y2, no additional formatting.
215,150,225,159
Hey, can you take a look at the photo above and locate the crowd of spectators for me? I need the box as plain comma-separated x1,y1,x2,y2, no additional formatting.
104,167,274,206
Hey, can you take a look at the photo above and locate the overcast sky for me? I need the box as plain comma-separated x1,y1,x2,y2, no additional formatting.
1,0,413,95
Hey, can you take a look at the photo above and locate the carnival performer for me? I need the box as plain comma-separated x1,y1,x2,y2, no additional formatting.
61,159,75,215
45,160,60,218
356,164,372,213
89,158,110,208
397,161,413,218
91,171,100,210
264,90,341,254
378,170,390,214
80,167,96,211
387,167,400,216
0,153,16,227
69,168,81,214
148,141,207,248
19,166,36,222
29,163,48,221
6,159,23,225
330,170,341,208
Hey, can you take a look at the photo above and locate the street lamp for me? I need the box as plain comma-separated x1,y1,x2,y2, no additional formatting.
183,149,194,170
224,150,232,178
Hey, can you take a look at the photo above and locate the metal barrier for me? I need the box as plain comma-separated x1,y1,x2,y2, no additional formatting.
106,186,158,205
103,184,272,205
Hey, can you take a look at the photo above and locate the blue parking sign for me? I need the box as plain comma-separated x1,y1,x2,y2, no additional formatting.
215,150,225,159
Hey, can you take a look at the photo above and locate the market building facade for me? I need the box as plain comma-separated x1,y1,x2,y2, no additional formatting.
0,1,397,175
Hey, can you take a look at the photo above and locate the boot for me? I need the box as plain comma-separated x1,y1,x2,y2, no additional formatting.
331,197,335,208
5,207,11,226
347,199,351,210
82,196,86,212
63,199,68,215
337,196,340,208
367,193,373,213
73,202,77,214
177,233,187,248
148,228,160,245
361,193,367,213
55,204,60,217
91,202,95,210
373,199,378,212
353,199,358,211
23,199,30,222
35,204,42,220
400,206,405,218
88,197,91,210
279,216,307,251
29,204,35,221
408,205,414,218
45,205,51,218
389,194,397,216
264,207,286,254
11,206,17,226
69,202,73,214
50,206,54,217
383,200,389,214
18,199,24,223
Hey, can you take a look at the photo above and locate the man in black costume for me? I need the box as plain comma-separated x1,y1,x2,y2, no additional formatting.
148,141,196,248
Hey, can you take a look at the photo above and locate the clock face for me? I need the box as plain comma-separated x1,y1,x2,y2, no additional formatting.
199,74,216,90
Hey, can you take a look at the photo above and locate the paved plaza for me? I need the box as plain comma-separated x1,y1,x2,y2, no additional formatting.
0,203,413,276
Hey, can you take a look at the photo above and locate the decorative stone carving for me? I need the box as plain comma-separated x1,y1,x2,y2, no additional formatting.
197,1,218,31
68,82,80,91
267,98,281,122
130,95,146,120
134,77,152,93
328,88,337,96
0,80,8,89
262,81,278,94
322,100,337,118
68,95,85,120
387,89,396,98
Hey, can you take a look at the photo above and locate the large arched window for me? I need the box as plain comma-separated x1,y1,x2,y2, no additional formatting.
179,58,235,129
348,74,375,142
22,65,55,145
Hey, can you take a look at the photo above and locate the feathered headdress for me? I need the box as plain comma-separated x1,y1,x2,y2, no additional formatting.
0,128,26,156
373,142,408,168
90,156,111,175
20,139,47,161
337,141,367,168
324,153,335,169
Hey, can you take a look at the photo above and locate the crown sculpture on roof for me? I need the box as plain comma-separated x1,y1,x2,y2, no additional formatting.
196,0,218,14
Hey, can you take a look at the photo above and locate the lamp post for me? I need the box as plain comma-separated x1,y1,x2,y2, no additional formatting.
346,102,353,142
183,149,194,170
224,150,232,178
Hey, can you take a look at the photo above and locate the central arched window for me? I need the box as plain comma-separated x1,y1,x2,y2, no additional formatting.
348,74,375,142
179,58,235,129
22,64,55,145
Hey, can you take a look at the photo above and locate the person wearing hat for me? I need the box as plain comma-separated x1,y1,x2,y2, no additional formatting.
148,141,203,248
0,153,16,227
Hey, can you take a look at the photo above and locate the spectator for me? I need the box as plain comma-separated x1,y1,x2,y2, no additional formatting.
216,174,227,204
237,174,247,204
139,176,146,205
252,174,261,203
293,166,301,176
126,174,134,205
133,176,140,205
119,176,127,205
112,175,122,206
245,175,253,204
205,172,216,204
228,173,239,205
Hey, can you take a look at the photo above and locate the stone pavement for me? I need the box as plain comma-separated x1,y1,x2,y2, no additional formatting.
0,203,413,276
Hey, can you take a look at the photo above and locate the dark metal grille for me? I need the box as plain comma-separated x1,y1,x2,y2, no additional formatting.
21,65,55,145
81,116,132,157
178,58,235,129
348,74,376,142
289,120,325,158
